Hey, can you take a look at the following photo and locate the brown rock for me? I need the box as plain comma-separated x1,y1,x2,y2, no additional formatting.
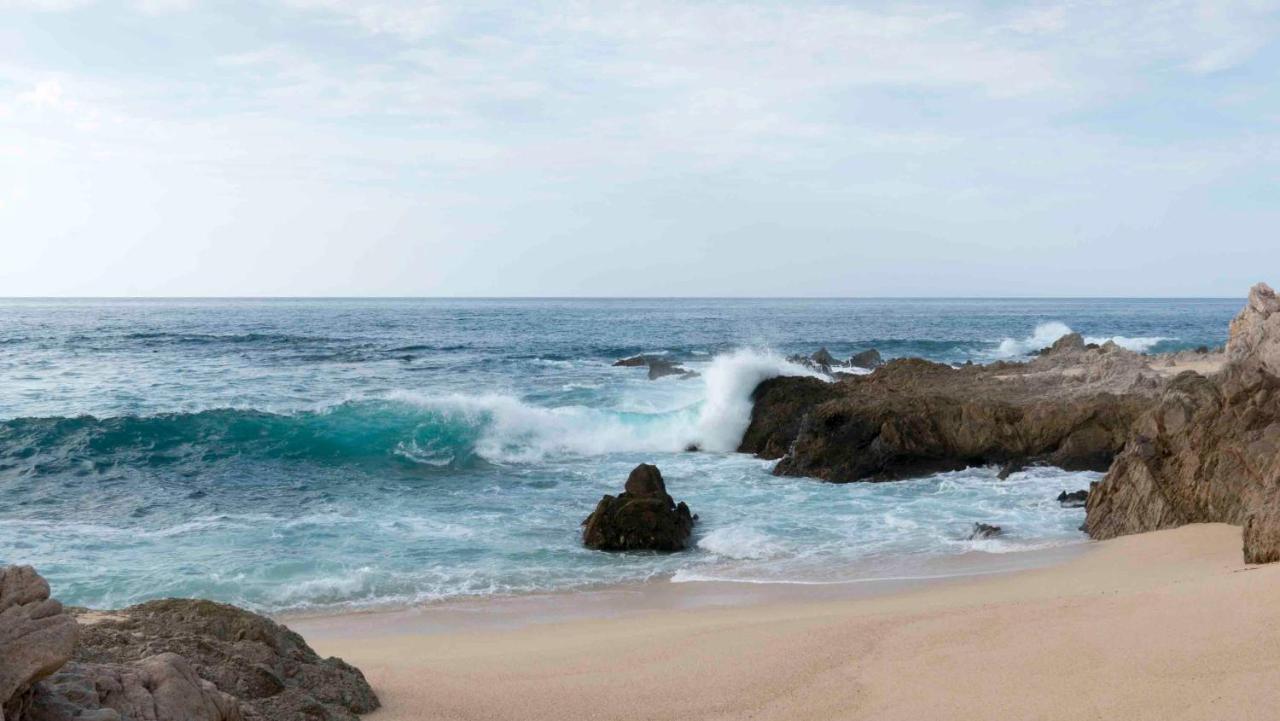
1084,283,1280,564
848,349,883,369
582,464,695,551
0,565,78,721
740,354,1155,483
67,599,379,721
29,654,242,721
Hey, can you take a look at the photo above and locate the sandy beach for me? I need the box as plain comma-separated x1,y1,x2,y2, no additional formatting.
291,523,1279,721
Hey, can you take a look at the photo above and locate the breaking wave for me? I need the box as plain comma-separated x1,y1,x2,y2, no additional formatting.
996,322,1169,357
0,350,825,471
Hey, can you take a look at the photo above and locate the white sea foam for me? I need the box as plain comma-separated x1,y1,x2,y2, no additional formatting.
384,349,825,462
692,349,828,452
697,526,785,560
997,322,1168,357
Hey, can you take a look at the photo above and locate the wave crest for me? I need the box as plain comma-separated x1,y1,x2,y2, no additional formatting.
996,322,1169,357
0,349,822,470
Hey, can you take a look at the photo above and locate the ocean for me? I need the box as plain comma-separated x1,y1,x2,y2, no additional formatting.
0,297,1240,612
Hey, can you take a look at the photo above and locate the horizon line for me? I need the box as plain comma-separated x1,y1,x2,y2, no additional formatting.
0,294,1248,301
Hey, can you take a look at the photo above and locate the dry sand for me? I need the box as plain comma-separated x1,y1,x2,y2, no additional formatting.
296,524,1280,721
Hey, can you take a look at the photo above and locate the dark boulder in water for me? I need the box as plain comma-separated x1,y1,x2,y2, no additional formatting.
1057,490,1089,508
968,523,1003,540
848,349,883,369
811,348,837,367
613,354,699,380
582,464,695,552
647,358,698,380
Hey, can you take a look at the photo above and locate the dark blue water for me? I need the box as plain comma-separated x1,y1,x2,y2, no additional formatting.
0,298,1240,611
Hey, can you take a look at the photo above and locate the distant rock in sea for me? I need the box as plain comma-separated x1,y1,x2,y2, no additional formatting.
582,464,695,552
848,349,883,369
613,355,700,380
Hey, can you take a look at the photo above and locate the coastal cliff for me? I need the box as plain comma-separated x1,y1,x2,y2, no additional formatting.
1085,283,1280,562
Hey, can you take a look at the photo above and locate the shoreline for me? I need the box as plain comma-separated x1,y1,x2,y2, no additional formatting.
281,538,1090,636
292,523,1277,721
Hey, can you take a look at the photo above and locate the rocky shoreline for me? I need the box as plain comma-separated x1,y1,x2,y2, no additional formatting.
739,282,1280,564
1,565,377,721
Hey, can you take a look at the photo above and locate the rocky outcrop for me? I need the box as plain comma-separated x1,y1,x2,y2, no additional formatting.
1085,284,1280,562
1057,490,1089,508
968,523,1002,540
614,355,699,380
0,567,378,721
1,566,78,721
67,599,379,721
582,464,695,551
29,654,243,721
848,349,883,369
785,348,883,375
741,347,1159,482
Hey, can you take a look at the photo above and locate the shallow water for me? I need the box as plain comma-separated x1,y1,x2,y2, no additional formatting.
0,297,1239,611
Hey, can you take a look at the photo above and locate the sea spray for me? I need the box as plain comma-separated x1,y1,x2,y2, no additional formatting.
692,349,829,452
997,322,1169,357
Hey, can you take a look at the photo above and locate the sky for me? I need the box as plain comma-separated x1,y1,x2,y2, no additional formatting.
1,1,1278,297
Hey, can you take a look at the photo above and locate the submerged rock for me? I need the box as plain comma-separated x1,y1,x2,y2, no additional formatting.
646,358,698,380
968,523,1002,540
582,464,695,552
1057,490,1089,508
614,355,699,380
1085,283,1280,564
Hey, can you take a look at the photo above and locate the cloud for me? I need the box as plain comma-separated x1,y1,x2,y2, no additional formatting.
1,0,1278,295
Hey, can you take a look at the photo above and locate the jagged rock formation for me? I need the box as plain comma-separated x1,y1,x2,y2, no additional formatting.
785,348,882,375
613,355,699,380
848,349,883,369
1057,490,1089,508
1085,283,1280,563
741,339,1166,482
582,464,695,551
0,567,378,721
1,566,78,721
968,523,1002,540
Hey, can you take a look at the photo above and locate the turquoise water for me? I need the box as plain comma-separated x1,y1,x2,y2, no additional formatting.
0,298,1239,611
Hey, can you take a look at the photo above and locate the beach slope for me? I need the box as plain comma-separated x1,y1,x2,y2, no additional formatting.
298,523,1279,721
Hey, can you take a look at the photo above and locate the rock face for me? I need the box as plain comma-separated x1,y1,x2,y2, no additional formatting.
1085,284,1280,563
1,566,79,721
613,355,699,380
582,464,695,551
0,566,378,721
848,349,883,369
29,654,243,721
66,599,379,721
740,348,1159,482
